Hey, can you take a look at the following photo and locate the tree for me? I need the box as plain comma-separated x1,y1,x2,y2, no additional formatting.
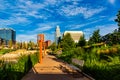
60,33,75,52
16,42,21,49
28,41,35,50
88,29,101,44
101,32,120,45
100,10,120,45
22,42,26,49
78,34,86,47
49,42,57,51
115,10,120,32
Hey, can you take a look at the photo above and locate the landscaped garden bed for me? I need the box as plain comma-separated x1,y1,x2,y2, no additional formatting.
58,45,120,80
0,52,39,80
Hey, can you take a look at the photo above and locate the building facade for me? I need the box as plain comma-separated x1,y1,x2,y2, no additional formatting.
55,25,61,45
0,28,16,46
45,40,51,49
63,31,83,43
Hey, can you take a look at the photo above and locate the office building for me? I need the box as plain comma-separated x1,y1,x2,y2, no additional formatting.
45,40,51,49
0,28,16,45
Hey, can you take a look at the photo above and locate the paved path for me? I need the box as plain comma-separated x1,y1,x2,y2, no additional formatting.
22,55,91,80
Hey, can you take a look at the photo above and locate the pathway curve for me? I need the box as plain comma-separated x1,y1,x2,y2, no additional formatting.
22,55,91,80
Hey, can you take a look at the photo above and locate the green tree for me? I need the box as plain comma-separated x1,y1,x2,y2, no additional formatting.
60,33,75,52
101,32,120,45
49,42,57,51
88,29,101,44
78,34,86,47
16,42,21,49
28,41,35,50
22,42,26,49
115,10,120,32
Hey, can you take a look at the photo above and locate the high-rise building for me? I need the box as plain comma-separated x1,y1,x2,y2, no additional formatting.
0,28,16,45
63,31,83,43
55,25,61,45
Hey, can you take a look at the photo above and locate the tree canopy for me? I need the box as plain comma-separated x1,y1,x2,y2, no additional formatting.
60,33,75,52
100,10,120,45
49,42,57,51
78,34,86,47
88,29,101,44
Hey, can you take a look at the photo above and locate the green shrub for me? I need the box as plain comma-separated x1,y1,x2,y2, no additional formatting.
58,45,120,80
0,52,39,80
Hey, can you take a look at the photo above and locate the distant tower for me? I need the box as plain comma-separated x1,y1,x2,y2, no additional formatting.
55,25,61,45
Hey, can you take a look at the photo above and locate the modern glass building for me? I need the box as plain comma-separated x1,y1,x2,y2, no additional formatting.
0,28,16,45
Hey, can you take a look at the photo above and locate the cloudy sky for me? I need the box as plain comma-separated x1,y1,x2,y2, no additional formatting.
0,0,120,42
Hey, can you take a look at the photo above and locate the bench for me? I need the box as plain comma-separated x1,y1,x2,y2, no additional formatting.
59,59,95,80
72,58,84,68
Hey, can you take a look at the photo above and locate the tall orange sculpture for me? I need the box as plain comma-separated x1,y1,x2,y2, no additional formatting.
37,34,44,64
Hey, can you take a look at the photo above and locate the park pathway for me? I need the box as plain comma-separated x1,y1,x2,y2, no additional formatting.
22,55,91,80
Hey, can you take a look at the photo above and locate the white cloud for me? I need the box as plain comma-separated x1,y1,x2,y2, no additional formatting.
17,33,55,42
0,0,11,10
96,24,118,35
0,17,30,26
24,22,59,35
36,22,59,31
84,8,105,18
0,4,5,10
35,24,53,32
44,0,57,5
59,5,105,18
70,19,103,29
0,0,50,26
17,34,37,42
0,0,50,19
21,22,60,42
44,33,54,42
59,5,85,16
15,0,48,19
108,0,115,4
109,16,116,21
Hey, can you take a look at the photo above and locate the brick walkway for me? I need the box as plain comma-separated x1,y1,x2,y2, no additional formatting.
22,55,91,80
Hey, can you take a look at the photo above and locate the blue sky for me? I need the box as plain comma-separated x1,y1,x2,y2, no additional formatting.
0,0,120,42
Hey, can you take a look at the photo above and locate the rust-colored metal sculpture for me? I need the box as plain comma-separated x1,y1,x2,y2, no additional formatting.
37,34,44,64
